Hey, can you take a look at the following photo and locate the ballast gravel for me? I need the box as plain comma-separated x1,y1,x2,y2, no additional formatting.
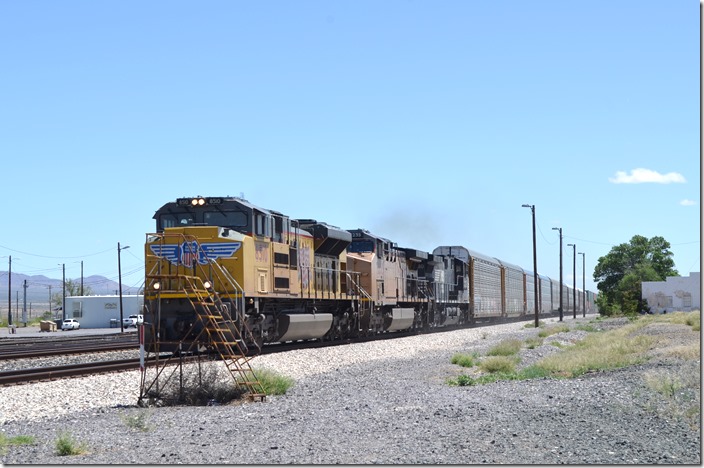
0,315,700,464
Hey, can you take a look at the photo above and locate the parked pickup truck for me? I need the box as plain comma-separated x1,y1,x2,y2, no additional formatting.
122,314,144,328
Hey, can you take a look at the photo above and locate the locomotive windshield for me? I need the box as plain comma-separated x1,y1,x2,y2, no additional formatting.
204,211,248,228
157,209,249,231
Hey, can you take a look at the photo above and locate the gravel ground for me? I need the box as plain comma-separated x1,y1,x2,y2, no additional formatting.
0,314,700,464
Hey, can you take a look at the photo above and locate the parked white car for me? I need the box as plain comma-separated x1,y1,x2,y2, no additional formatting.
122,314,144,328
61,319,80,331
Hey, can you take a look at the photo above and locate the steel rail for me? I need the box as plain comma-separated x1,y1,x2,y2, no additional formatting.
0,343,139,360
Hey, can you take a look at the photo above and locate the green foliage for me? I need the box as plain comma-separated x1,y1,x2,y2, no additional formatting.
0,434,35,455
243,368,294,396
52,279,95,307
55,431,87,456
479,356,518,373
447,374,477,386
450,352,478,368
486,339,522,356
594,235,678,315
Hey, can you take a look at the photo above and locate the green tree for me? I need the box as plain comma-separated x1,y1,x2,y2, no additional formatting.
594,235,678,315
52,279,94,308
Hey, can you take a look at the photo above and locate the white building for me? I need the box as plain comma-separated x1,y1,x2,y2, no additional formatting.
641,272,701,314
63,295,143,328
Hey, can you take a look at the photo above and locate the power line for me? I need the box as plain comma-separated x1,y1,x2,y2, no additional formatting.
0,244,115,259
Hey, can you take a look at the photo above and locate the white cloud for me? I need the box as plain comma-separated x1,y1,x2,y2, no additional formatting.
680,199,697,206
608,168,686,184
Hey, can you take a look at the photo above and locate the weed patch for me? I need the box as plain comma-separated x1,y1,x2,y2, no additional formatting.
0,434,35,455
239,368,294,396
55,431,87,456
486,339,522,356
479,355,518,374
537,324,570,338
450,353,478,368
122,409,153,432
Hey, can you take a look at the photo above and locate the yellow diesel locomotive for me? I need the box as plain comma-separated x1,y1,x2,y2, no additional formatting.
143,196,428,355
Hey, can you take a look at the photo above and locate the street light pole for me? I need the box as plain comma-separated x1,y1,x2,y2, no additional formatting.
8,256,11,326
578,252,585,317
522,204,539,328
118,242,130,333
567,243,576,319
62,263,66,322
551,227,563,321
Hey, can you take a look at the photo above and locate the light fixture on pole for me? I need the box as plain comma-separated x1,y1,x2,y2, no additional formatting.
551,227,563,321
522,204,539,328
118,242,130,333
578,252,585,317
567,243,576,319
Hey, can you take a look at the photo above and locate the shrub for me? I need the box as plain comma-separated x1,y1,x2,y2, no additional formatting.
55,431,87,456
447,374,476,386
242,368,294,396
486,339,522,356
479,356,517,374
450,353,477,368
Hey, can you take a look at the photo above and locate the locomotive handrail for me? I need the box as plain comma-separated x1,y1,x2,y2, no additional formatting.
345,271,371,301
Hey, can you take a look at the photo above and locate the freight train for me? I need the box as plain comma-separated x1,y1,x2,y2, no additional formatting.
142,196,596,354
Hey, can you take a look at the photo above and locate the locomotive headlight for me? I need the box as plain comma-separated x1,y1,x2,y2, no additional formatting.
190,198,199,206
152,281,161,290
203,280,212,290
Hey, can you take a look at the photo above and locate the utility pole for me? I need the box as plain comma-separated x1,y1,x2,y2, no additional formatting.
8,255,11,326
22,279,27,326
567,243,576,319
118,242,130,333
62,263,66,322
552,227,563,321
522,204,539,327
579,252,586,317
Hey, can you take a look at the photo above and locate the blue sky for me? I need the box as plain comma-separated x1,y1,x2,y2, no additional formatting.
0,0,699,295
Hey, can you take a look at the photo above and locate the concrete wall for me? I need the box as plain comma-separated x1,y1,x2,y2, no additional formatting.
64,295,143,328
641,272,701,314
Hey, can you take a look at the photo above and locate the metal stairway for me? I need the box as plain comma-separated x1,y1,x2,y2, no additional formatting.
139,233,265,404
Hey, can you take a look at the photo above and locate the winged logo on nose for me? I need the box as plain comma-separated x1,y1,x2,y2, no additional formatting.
149,241,242,267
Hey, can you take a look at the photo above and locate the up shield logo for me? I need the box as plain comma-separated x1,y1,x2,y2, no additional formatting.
150,241,242,267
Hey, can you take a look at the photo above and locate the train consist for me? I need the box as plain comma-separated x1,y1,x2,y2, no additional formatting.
142,196,596,353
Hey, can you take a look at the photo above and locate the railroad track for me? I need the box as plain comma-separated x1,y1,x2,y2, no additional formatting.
0,335,138,360
0,313,568,386
0,358,143,386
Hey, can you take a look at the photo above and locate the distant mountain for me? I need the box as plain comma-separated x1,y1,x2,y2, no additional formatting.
0,271,141,309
